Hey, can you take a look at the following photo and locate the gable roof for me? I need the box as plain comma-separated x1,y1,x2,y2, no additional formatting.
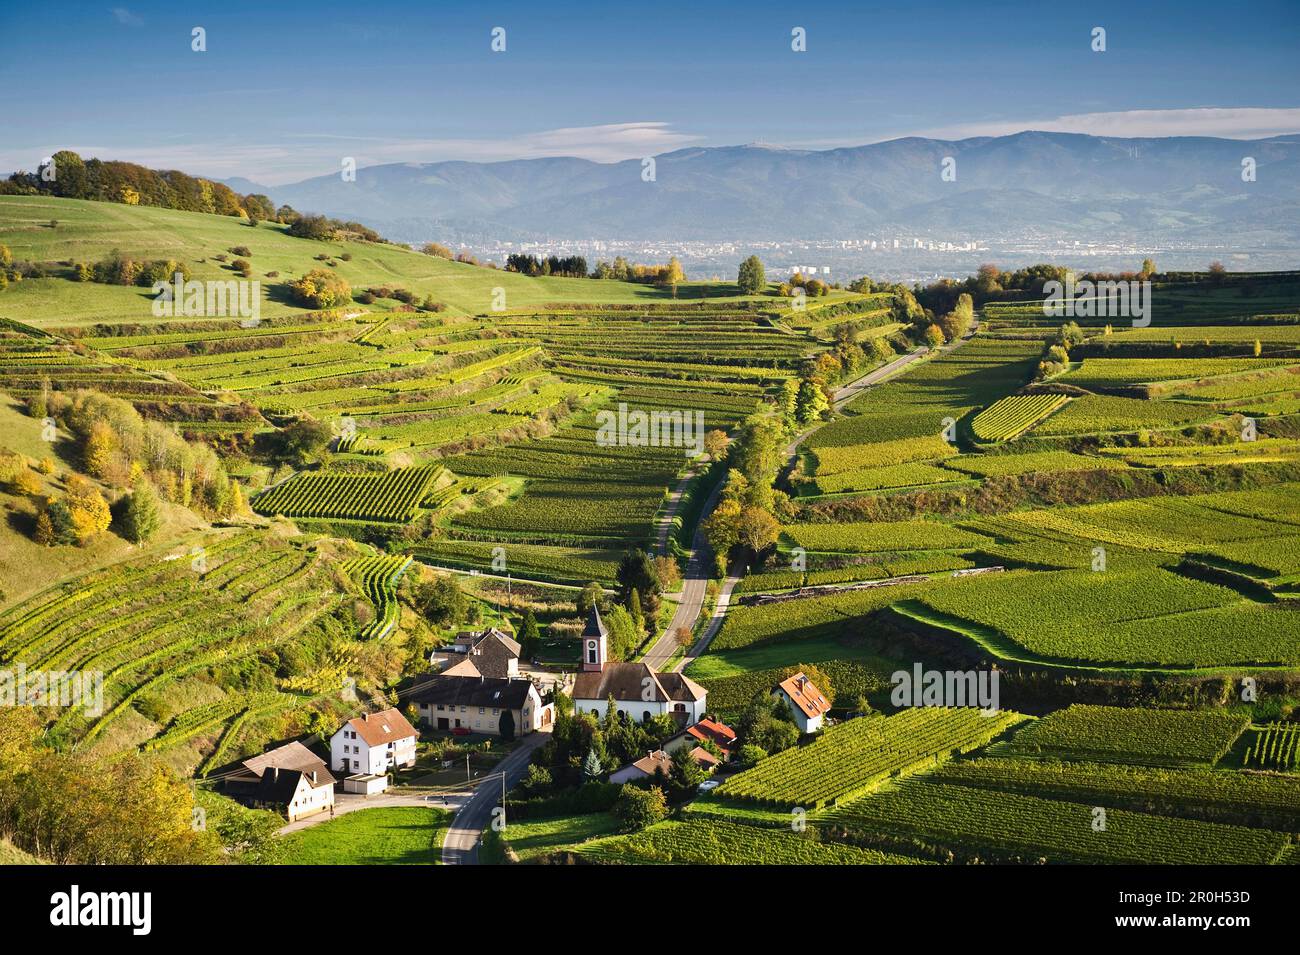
777,672,832,720
572,662,708,705
442,657,481,678
687,718,737,748
410,675,536,710
240,740,331,781
253,767,330,805
468,630,520,679
688,745,720,768
476,628,521,656
344,707,417,747
630,750,673,776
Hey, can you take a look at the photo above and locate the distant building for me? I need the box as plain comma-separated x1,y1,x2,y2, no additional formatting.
330,707,418,777
774,672,832,734
570,607,707,725
224,741,335,822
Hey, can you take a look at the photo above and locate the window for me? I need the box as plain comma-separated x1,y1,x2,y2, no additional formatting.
642,710,652,723
492,708,499,715
479,707,485,715
586,640,597,664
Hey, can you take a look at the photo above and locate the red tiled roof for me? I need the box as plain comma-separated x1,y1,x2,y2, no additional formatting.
777,673,831,720
347,707,417,747
687,718,737,748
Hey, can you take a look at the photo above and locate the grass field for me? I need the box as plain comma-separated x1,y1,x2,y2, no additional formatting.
279,807,450,864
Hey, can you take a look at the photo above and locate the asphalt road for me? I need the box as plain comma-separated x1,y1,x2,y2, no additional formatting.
642,476,726,670
440,727,552,865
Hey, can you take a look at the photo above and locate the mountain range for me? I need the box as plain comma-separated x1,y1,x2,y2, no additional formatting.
236,131,1300,246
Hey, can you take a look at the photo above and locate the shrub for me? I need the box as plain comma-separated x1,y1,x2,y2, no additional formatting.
612,784,668,832
285,269,352,309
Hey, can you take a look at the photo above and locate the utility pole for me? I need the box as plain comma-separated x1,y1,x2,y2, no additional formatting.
466,753,471,786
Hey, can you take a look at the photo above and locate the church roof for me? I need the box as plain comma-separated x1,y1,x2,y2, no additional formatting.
582,606,608,640
572,662,706,704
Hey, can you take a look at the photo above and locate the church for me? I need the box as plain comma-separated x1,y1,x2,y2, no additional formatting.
570,606,708,725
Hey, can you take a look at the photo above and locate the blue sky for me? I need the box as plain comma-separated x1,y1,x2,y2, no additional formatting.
2,0,1297,184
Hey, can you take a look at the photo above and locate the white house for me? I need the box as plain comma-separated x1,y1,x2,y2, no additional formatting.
225,740,336,822
330,707,418,777
571,607,707,725
774,672,831,733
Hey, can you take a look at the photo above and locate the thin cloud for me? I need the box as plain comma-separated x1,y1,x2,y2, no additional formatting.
877,107,1300,143
110,7,143,27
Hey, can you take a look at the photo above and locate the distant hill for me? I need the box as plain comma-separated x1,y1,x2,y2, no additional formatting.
258,132,1300,244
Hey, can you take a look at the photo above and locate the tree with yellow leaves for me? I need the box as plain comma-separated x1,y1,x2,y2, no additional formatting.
82,420,117,479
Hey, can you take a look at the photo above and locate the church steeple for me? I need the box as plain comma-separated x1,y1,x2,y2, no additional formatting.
581,606,608,672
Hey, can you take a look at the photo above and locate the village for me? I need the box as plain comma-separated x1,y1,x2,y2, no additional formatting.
218,606,832,858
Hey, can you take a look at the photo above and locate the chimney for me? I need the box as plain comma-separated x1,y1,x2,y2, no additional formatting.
363,712,369,722
272,766,279,781
311,770,317,784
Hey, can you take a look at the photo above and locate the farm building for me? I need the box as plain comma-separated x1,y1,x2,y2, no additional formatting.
330,707,418,777
224,741,336,822
774,672,832,734
571,607,707,725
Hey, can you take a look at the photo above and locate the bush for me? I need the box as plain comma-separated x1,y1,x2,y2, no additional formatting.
228,246,251,258
612,784,668,832
285,269,352,309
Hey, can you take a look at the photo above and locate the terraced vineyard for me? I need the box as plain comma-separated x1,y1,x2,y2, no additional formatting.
1004,705,1250,766
0,531,353,761
341,554,413,639
575,819,925,865
823,779,1290,865
717,708,1023,807
970,393,1070,441
253,466,443,521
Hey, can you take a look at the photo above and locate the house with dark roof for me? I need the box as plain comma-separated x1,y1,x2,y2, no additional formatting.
223,741,335,822
409,674,545,738
441,627,521,679
571,607,707,725
774,672,832,733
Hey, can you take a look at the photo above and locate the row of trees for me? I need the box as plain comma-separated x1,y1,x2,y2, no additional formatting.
504,254,589,278
1,151,389,243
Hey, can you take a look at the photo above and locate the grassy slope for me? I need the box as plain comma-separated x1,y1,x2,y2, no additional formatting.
0,838,47,864
278,806,450,865
0,397,208,610
0,195,765,326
